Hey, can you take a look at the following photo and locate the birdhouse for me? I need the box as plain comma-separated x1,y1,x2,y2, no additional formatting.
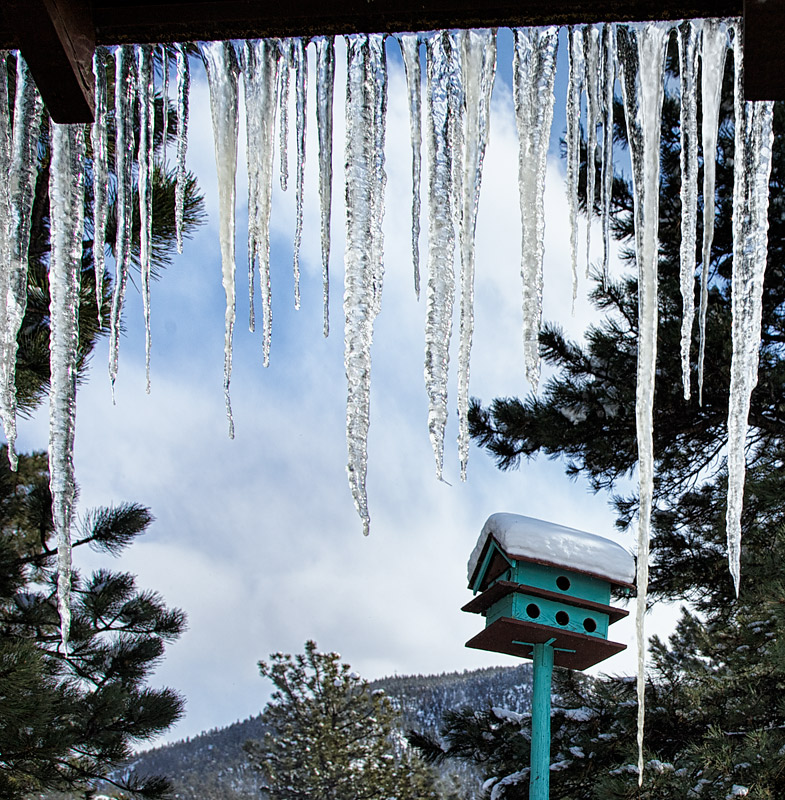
463,513,635,670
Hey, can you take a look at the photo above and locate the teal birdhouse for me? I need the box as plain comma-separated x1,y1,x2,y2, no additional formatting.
463,513,635,670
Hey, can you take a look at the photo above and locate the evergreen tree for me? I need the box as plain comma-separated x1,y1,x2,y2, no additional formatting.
412,38,785,798
245,641,440,800
0,447,186,799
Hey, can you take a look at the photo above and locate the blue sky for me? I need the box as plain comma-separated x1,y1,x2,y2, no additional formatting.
16,31,678,744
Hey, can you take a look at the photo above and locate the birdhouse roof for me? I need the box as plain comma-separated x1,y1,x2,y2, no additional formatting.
468,513,636,588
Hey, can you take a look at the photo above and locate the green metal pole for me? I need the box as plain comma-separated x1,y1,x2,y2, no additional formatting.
530,641,554,800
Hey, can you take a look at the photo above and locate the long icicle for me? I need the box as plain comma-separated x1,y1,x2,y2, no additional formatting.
424,31,458,481
92,48,109,325
202,41,240,439
617,21,670,786
161,44,170,166
697,21,729,405
398,33,423,299
600,23,615,277
584,25,601,275
677,21,701,400
567,26,584,306
292,37,307,311
244,39,280,365
514,27,559,392
137,45,155,393
727,25,774,595
316,37,335,337
278,39,291,192
0,53,11,465
175,43,190,254
457,29,496,482
49,122,86,652
344,34,387,536
109,45,136,398
2,56,43,470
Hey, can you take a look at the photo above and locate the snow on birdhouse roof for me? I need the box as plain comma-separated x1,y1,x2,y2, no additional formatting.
468,513,636,587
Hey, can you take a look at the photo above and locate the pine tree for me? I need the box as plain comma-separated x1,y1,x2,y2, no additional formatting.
0,447,186,799
413,38,785,798
245,641,440,800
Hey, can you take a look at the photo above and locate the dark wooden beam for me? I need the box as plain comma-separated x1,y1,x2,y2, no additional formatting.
2,0,95,123
90,0,741,43
0,0,743,49
744,0,785,101
5,0,785,122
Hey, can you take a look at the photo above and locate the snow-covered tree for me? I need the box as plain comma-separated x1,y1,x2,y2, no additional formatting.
245,641,439,800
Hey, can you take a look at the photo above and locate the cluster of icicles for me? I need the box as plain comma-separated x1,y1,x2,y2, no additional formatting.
0,18,774,779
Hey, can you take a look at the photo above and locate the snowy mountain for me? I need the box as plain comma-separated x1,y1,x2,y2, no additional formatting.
114,663,533,799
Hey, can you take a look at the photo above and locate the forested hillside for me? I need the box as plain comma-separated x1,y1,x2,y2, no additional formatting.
98,663,533,800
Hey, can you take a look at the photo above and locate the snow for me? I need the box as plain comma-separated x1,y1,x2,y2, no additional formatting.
467,512,635,586
560,707,599,722
727,787,748,799
492,706,524,724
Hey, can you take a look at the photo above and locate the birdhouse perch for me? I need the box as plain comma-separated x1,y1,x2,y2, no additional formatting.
463,513,635,670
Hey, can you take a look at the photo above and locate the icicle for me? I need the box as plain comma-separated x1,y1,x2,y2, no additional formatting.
514,27,559,392
344,33,387,536
292,37,307,311
457,29,496,482
398,33,422,299
726,26,774,595
0,54,11,460
600,23,615,277
161,44,170,166
244,39,280,364
447,34,465,244
202,41,240,439
175,43,190,255
566,26,584,306
1,56,43,470
316,37,335,337
49,122,86,652
677,21,700,400
617,21,670,785
278,39,291,192
92,48,109,326
584,25,601,275
423,31,459,481
137,45,155,393
109,45,137,397
697,21,729,405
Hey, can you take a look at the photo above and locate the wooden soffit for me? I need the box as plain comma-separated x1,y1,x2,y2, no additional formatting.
1,0,782,122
